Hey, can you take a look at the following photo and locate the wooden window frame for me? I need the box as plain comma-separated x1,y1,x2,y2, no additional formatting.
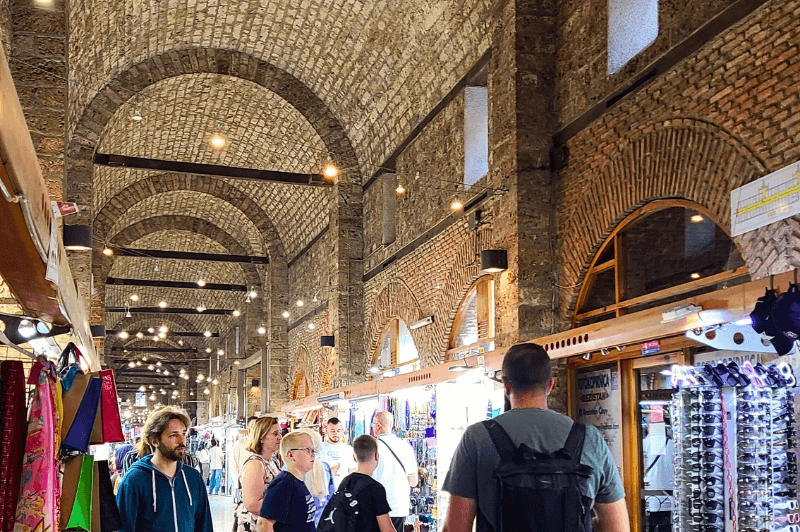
446,276,496,361
573,199,749,327
371,318,420,372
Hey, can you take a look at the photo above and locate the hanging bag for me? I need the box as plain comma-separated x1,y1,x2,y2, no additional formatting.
90,370,124,444
60,454,94,531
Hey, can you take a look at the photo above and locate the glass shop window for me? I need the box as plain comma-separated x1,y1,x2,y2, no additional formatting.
465,86,489,187
372,318,420,375
447,276,495,360
573,202,748,328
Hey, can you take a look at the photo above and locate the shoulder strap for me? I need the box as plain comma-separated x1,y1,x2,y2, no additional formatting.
482,419,518,463
377,438,406,474
560,422,587,464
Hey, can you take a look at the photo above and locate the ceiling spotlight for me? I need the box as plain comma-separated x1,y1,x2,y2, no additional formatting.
212,379,219,385
282,311,290,318
206,376,212,382
203,331,211,337
125,306,132,319
128,362,135,368
210,134,227,149
118,331,129,339
163,370,170,376
153,336,160,342
161,390,166,395
136,332,144,339
197,279,206,287
159,326,168,333
323,164,338,179
691,214,704,223
190,390,194,396
296,300,304,307
130,294,139,302
148,327,155,334
130,110,143,122
149,394,156,401
158,301,168,309
690,272,701,279
138,386,146,392
148,385,153,389
156,368,162,373
178,340,184,346
205,347,212,353
196,304,207,313
233,309,241,317
136,361,142,366
102,247,114,257
158,332,166,339
203,388,210,395
308,323,316,330
179,368,185,374
257,325,266,335
312,294,319,303
245,294,251,304
156,361,162,367
249,289,257,299
395,183,406,194
234,360,240,365
450,199,464,210
197,374,205,381
217,349,224,356
148,365,155,371
142,356,148,362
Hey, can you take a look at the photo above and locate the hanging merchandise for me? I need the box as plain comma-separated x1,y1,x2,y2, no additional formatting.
94,460,123,532
60,455,94,531
92,370,125,444
670,359,799,532
14,359,62,532
0,361,26,532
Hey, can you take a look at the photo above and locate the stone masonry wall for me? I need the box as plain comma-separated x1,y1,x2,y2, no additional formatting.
0,0,10,56
557,0,739,125
556,0,800,325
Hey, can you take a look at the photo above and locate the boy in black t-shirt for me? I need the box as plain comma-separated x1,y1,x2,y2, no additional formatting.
258,432,317,532
328,435,395,532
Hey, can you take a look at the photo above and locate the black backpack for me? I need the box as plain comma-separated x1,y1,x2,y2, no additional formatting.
481,419,594,532
318,475,371,532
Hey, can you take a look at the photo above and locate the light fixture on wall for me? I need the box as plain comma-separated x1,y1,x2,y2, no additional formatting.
102,246,114,257
63,225,93,251
395,183,406,194
409,316,434,330
320,335,335,348
233,309,241,317
448,359,472,372
450,199,464,211
323,165,338,179
480,250,508,273
308,323,316,330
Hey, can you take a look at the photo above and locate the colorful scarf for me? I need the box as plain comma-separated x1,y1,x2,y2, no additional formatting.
0,361,26,532
15,360,62,532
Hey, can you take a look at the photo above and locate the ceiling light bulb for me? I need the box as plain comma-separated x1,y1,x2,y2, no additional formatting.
323,165,338,178
178,340,183,346
163,370,170,376
136,361,142,366
210,134,227,149
204,388,210,395
180,368,185,373
131,110,143,122
118,331,129,339
233,309,241,317
128,362,135,368
130,294,139,301
395,184,406,194
148,385,153,389
451,199,464,210
156,361,162,366
691,214,704,223
312,294,318,303
125,309,132,318
197,279,206,287
142,357,148,362
156,368,162,373
196,305,206,312
217,349,224,356
159,326,168,333
153,336,159,342
296,300,304,307
158,301,168,308
102,247,114,256
282,311,290,318
148,365,155,371
158,332,166,338
249,290,257,299
190,391,194,396
234,360,240,365
205,347,212,353
212,379,219,385
150,394,156,401
257,325,266,335
203,331,211,337
147,328,155,334
691,272,701,279
136,332,144,339
308,323,316,330
138,386,146,392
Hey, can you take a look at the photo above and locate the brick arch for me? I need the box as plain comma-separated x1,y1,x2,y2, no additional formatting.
558,119,768,323
93,173,287,262
290,345,314,400
366,279,423,372
66,47,358,224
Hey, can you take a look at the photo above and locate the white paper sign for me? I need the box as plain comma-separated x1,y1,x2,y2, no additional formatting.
576,368,623,475
731,161,800,236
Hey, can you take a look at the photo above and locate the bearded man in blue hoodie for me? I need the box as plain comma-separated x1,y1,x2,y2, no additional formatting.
117,406,213,532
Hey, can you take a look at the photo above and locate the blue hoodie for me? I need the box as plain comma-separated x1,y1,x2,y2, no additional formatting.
116,455,213,532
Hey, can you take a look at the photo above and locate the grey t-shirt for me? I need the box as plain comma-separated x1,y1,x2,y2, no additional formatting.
442,407,625,531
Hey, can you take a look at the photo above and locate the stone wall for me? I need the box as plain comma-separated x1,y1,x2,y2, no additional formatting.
557,0,740,125
555,0,800,325
0,0,10,56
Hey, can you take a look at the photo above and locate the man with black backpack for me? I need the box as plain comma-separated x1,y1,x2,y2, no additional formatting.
318,435,395,532
441,343,629,532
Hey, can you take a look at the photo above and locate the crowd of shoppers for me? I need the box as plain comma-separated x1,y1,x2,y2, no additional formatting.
109,342,628,532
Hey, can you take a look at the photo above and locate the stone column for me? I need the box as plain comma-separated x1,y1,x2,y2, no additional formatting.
330,180,364,388
266,260,289,411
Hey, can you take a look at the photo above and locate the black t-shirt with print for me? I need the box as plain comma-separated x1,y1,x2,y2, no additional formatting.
260,471,316,532
346,473,392,532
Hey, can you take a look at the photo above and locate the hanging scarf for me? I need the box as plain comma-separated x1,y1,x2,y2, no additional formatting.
0,361,26,532
15,360,62,532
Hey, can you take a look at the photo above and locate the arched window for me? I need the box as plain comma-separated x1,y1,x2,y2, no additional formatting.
291,372,310,400
447,276,495,361
573,201,749,328
371,318,420,376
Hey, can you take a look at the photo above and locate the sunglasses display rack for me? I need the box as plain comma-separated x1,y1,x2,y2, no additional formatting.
670,361,799,532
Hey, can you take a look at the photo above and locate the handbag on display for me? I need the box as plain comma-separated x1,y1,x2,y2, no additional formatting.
59,454,94,531
90,370,124,445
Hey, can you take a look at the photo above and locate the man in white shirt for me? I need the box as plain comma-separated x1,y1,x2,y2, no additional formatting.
371,411,419,532
208,439,224,495
318,417,358,489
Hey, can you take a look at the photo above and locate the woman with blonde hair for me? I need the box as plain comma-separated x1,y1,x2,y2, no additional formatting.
234,417,282,532
295,428,335,527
